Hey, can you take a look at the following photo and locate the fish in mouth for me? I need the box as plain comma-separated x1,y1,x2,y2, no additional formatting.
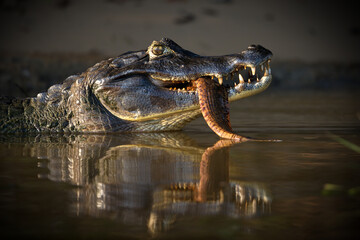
197,60,272,142
159,63,272,142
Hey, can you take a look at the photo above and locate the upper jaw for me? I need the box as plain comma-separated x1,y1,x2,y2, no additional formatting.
203,58,272,86
148,44,272,92
149,57,272,95
96,43,272,95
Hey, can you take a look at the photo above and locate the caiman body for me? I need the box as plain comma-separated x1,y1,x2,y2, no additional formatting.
0,38,272,140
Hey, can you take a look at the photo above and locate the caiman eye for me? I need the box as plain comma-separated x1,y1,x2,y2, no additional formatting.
152,45,164,55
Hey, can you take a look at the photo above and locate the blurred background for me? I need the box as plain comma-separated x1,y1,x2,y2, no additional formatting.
0,0,359,97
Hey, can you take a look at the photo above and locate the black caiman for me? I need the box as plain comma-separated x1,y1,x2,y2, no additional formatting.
0,38,273,141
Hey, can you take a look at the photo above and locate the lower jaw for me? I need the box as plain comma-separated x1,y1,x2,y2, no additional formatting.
101,75,271,132
228,75,272,102
137,74,272,125
126,109,202,132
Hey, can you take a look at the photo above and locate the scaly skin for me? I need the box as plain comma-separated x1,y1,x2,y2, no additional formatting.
0,38,273,138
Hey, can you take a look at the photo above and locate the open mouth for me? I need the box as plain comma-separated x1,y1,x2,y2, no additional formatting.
150,58,273,142
150,59,271,92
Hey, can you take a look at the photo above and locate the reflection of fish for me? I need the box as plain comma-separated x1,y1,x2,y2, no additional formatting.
148,139,271,233
22,133,271,233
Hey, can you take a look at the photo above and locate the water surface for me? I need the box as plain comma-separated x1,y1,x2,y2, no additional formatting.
1,91,359,239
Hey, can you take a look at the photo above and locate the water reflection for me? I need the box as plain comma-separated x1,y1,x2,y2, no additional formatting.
31,133,271,233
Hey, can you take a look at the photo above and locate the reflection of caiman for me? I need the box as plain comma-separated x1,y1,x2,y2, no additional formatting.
18,133,271,234
0,38,272,141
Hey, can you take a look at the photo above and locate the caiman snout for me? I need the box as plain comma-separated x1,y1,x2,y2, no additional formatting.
234,44,273,68
193,45,274,142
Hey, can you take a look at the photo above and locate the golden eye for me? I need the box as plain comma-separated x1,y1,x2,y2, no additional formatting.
152,45,164,55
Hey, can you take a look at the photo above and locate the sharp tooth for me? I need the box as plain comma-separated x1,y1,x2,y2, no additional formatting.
257,77,259,82
239,73,244,83
248,79,251,83
265,67,271,76
264,61,270,76
211,76,214,80
251,67,256,76
218,77,223,85
260,64,264,71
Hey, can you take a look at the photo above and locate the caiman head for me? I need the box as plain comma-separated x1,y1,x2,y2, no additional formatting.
67,38,272,139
